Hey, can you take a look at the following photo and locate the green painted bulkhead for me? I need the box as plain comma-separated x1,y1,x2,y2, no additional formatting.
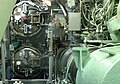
0,0,15,40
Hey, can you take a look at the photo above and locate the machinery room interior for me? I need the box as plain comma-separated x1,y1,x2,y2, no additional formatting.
0,0,120,84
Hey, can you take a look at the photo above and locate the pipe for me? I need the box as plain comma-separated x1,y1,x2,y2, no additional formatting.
56,0,68,17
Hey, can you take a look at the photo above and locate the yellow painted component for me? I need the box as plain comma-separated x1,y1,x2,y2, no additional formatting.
0,0,15,41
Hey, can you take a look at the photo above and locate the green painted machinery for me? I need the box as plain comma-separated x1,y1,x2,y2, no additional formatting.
73,0,120,84
73,46,120,84
107,1,120,42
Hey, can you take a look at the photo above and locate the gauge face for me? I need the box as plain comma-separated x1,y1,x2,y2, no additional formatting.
11,2,45,37
13,46,42,78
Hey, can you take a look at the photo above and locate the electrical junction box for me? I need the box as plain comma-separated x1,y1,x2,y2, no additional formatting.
68,13,81,31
